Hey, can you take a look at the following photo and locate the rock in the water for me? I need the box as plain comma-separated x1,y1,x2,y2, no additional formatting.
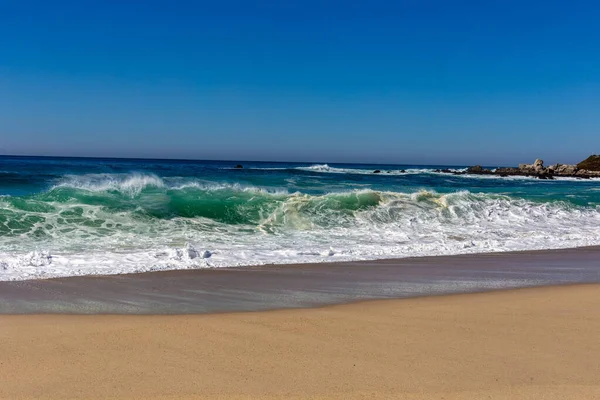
576,171,591,179
556,164,578,175
519,163,535,173
373,170,381,174
466,165,483,173
234,164,243,169
446,157,598,179
496,167,520,176
466,165,493,174
577,155,600,171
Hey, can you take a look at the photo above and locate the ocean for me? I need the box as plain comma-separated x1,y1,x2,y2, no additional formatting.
1,155,599,281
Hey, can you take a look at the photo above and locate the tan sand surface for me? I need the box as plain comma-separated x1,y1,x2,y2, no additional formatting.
1,285,600,399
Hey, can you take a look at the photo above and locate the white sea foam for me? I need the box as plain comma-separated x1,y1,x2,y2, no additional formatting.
55,173,166,196
296,164,414,175
294,164,600,181
52,173,292,196
171,181,290,195
296,164,467,175
1,189,600,281
220,164,600,183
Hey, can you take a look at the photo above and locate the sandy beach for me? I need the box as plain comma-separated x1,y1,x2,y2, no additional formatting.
2,284,599,399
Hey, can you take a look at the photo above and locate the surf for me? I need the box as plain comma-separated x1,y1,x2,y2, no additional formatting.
1,158,599,281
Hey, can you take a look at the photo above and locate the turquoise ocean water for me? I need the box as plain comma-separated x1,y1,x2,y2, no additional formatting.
1,155,599,280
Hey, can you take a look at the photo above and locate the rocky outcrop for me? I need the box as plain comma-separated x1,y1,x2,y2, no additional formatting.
495,167,527,177
466,165,492,174
534,159,544,172
555,164,577,175
577,155,600,171
440,156,600,179
234,164,243,169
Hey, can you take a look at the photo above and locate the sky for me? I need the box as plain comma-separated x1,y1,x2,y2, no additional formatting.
1,0,599,165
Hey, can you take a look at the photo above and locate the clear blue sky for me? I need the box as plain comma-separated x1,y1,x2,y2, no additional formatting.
1,0,599,165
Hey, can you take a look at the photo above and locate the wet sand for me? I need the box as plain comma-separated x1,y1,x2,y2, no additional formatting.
1,246,600,314
2,284,600,399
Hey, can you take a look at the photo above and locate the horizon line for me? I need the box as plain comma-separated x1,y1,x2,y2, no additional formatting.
0,153,481,168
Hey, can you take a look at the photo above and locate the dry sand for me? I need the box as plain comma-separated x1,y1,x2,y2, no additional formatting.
1,284,600,399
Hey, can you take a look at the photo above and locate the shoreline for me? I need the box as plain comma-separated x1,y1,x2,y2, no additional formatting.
2,284,600,399
2,155,599,282
2,245,599,315
7,243,600,283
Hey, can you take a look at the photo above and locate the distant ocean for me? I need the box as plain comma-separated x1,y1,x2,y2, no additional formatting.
1,155,599,281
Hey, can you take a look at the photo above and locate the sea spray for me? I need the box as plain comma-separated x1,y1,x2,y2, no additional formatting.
1,159,600,281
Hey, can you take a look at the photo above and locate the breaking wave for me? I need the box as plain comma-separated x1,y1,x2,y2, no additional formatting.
1,172,600,280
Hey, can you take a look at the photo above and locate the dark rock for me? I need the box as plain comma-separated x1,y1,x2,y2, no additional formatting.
436,168,463,175
234,164,243,169
373,170,381,174
577,155,600,171
496,167,520,176
466,165,492,174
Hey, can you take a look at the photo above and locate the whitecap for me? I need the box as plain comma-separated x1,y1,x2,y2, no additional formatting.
2,189,600,281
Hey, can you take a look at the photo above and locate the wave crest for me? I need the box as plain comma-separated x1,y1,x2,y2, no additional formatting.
2,184,600,280
54,173,166,197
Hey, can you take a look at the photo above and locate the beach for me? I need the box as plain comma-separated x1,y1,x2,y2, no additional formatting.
2,247,600,399
2,284,600,399
4,1,600,398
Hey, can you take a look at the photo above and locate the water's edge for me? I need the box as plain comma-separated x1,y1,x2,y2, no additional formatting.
2,245,599,315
